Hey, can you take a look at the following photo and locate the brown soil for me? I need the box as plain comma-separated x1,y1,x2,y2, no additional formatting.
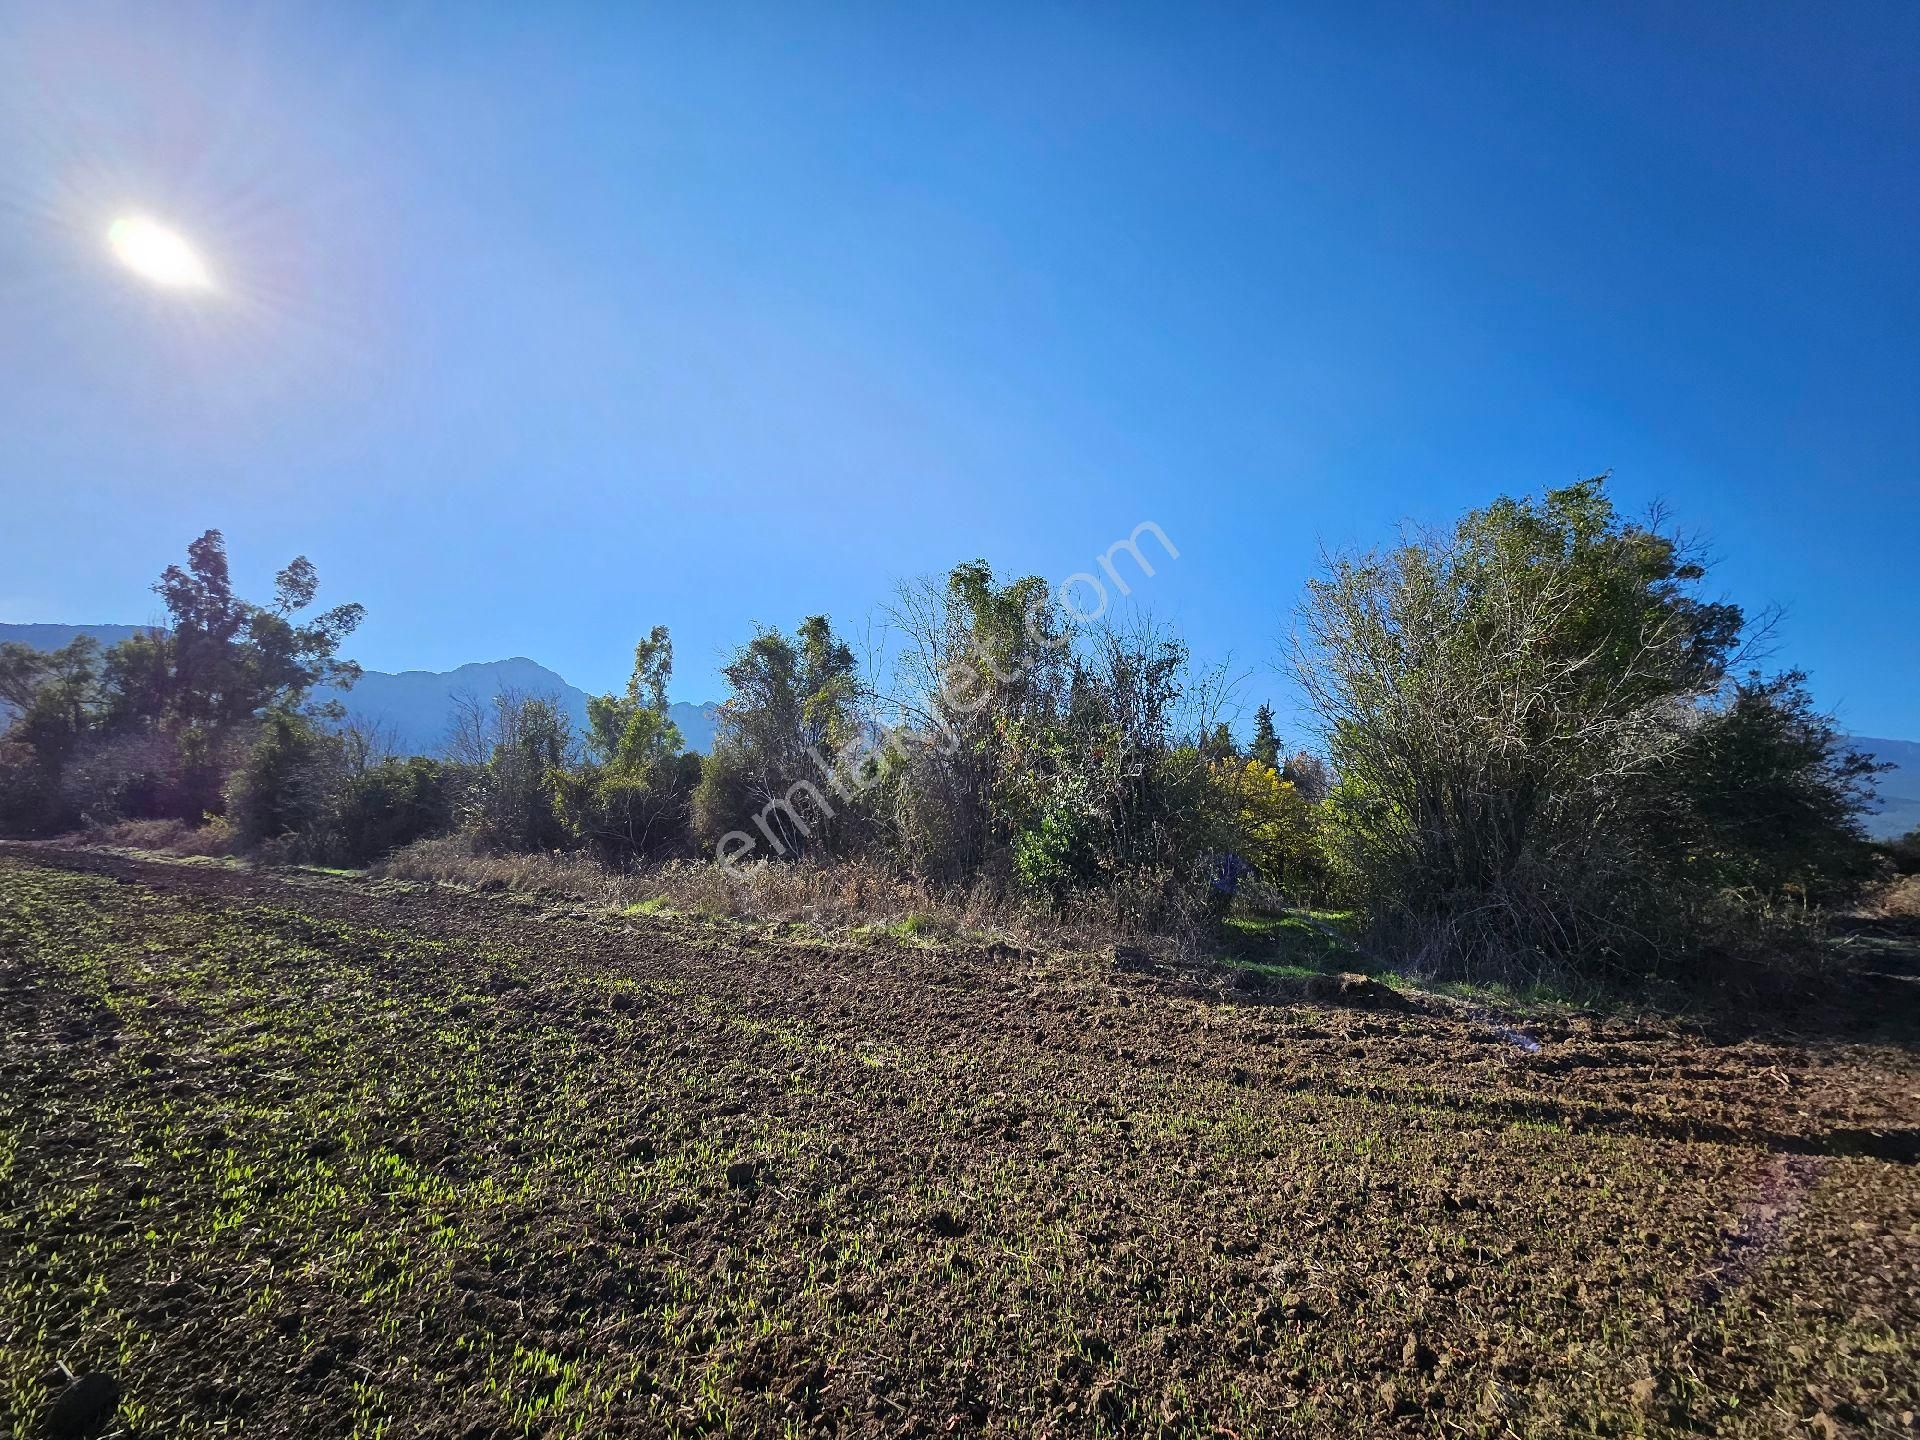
3,843,1917,1438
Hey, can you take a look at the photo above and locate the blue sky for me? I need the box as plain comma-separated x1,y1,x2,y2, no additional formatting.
2,1,1915,738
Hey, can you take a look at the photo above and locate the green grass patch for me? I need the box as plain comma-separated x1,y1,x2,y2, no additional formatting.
1217,909,1372,978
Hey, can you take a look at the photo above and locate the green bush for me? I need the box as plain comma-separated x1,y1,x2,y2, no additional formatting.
554,754,700,865
553,627,699,865
1294,475,1882,978
336,758,453,864
1011,792,1101,905
226,709,336,852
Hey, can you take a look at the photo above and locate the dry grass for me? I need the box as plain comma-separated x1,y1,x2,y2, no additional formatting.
374,833,1173,953
1858,873,1920,921
78,817,239,859
374,834,631,902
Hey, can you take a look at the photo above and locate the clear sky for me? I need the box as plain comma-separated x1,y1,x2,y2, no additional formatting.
2,1,1915,738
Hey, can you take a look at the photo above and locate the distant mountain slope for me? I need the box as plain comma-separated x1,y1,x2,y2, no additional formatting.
668,701,721,755
1852,736,1920,840
329,661,720,757
0,623,151,650
322,657,592,757
0,625,721,756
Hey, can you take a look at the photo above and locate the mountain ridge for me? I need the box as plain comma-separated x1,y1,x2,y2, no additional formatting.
324,654,720,756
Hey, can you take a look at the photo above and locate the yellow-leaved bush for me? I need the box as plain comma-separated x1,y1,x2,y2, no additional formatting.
1209,758,1324,899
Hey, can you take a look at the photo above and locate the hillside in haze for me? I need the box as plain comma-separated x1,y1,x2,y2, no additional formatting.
324,657,720,757
0,623,150,651
1852,736,1920,840
0,625,720,756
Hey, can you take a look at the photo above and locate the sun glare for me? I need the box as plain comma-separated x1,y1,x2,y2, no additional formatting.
107,214,214,290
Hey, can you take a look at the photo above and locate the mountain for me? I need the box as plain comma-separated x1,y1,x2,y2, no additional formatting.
669,701,721,754
319,657,720,757
1851,736,1920,841
0,625,722,755
322,656,593,757
0,623,151,650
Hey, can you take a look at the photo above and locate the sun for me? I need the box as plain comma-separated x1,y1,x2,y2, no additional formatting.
107,214,214,290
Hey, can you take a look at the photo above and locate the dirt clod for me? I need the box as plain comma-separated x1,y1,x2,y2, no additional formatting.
725,1159,760,1190
927,1208,968,1238
45,1372,120,1437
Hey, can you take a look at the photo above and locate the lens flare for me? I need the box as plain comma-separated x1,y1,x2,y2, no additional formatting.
107,214,214,290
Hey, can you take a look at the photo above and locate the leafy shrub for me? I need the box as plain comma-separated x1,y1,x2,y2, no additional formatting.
1011,785,1102,905
1651,670,1881,903
554,755,701,865
226,709,337,852
1294,475,1882,979
336,757,453,864
1206,758,1326,902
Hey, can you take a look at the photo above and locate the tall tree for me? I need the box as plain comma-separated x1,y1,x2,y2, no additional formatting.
582,626,682,769
105,531,364,739
1249,703,1281,770
695,616,864,858
555,627,697,861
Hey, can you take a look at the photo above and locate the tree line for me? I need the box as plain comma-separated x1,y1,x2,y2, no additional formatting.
0,477,1897,981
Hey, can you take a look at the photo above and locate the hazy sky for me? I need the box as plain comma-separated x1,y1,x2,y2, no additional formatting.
2,1,1915,737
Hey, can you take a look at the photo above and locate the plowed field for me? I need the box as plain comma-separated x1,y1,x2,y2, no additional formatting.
3,845,1916,1438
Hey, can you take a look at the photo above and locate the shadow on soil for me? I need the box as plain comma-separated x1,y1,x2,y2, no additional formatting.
1108,905,1920,1166
1195,905,1920,1054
